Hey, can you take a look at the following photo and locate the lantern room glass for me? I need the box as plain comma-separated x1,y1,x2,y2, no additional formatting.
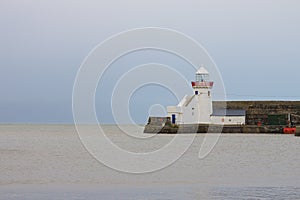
196,74,209,82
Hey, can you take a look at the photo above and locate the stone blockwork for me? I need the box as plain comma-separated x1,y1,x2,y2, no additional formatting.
213,101,300,126
144,101,300,133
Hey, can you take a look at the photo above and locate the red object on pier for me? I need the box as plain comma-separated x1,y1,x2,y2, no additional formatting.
257,121,262,127
283,127,296,134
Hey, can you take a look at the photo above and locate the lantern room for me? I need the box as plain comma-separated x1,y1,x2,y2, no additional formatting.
191,67,214,89
196,67,209,82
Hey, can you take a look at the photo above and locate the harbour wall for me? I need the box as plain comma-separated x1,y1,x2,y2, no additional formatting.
144,101,300,134
214,101,300,125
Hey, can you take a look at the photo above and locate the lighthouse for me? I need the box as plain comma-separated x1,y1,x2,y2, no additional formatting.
145,66,247,133
191,67,214,123
166,66,214,124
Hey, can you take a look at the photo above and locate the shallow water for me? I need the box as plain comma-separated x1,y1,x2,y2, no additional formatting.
0,125,299,199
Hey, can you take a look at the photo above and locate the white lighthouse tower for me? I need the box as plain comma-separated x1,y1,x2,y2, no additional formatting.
191,67,214,123
146,66,247,133
167,66,214,124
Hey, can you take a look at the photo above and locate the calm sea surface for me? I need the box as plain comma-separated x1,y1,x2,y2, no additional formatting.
0,125,300,199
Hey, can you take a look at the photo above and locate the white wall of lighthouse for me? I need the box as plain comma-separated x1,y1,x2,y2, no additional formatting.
167,66,214,124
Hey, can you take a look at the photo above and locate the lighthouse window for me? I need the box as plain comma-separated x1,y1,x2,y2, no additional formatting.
195,91,198,95
196,74,209,82
208,91,211,97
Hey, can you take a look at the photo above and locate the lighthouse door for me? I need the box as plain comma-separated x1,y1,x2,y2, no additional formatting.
172,114,176,124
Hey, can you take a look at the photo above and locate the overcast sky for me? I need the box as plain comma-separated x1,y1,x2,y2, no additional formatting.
1,0,300,124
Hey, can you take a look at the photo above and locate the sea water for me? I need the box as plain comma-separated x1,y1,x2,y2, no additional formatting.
0,125,299,199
